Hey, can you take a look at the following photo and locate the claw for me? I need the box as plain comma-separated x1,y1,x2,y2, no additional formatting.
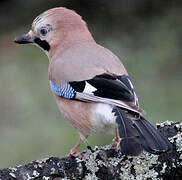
68,151,83,158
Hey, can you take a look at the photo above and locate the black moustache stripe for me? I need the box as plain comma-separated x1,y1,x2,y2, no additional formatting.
34,38,50,51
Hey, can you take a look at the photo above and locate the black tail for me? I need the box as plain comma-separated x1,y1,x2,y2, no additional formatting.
112,107,172,156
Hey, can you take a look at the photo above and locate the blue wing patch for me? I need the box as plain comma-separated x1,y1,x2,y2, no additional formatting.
49,81,76,99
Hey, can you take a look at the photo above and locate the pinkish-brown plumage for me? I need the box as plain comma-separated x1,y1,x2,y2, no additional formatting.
15,7,172,157
55,95,94,139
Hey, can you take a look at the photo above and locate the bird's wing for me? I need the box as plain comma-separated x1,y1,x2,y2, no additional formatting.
50,73,144,115
49,42,144,114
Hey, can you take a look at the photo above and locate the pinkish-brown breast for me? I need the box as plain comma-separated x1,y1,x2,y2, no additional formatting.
55,95,95,138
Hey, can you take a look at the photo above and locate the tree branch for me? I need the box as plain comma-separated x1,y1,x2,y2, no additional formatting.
0,121,182,180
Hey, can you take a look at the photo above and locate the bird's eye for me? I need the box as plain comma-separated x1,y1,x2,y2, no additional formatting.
40,28,48,36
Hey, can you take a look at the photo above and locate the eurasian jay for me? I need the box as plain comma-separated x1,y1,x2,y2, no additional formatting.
15,7,172,156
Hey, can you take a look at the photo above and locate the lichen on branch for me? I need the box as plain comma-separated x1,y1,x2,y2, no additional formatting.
0,121,181,180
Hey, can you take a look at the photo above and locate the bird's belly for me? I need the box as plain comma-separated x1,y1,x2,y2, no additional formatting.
55,95,95,138
55,95,117,137
90,103,117,135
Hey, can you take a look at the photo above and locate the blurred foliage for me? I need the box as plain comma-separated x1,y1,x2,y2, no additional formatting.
0,0,182,168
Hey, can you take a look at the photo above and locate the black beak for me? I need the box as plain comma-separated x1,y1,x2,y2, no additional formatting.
14,33,33,44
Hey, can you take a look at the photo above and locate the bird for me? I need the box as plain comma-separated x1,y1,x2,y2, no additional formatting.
14,7,172,157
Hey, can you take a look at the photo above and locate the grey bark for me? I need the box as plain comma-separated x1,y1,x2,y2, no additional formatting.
0,121,182,180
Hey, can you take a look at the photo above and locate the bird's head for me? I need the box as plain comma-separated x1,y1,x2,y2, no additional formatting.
14,7,93,58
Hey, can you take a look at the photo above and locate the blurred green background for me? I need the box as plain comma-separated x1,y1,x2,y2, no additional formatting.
0,0,182,168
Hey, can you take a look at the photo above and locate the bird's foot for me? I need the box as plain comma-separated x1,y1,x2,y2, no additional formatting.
68,150,83,158
112,136,121,150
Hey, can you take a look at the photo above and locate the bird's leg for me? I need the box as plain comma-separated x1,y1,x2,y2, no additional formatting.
112,127,121,150
68,138,83,158
68,134,89,158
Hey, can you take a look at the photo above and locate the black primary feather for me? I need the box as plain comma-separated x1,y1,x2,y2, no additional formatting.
112,107,172,156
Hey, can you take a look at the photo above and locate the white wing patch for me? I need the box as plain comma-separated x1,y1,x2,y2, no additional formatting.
83,82,97,95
